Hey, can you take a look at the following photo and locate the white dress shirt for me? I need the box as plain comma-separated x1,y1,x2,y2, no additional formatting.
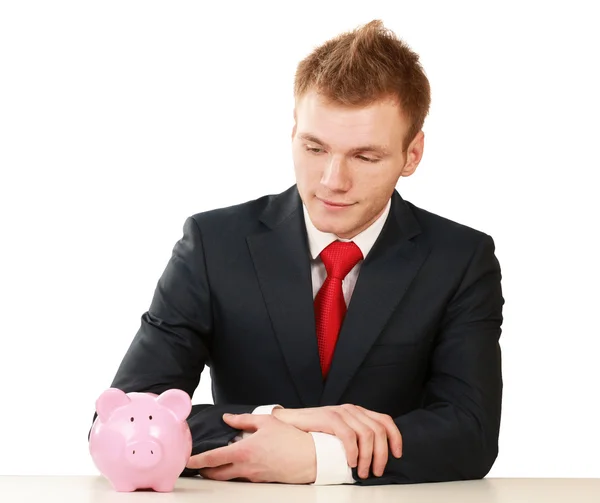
241,198,392,485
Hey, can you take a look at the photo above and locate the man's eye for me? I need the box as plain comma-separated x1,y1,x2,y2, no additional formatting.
305,146,323,154
356,155,379,163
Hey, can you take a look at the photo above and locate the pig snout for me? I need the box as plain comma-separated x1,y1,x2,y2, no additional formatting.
125,440,162,468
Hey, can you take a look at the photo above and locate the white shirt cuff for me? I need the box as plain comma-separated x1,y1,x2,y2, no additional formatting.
252,404,282,415
310,432,355,485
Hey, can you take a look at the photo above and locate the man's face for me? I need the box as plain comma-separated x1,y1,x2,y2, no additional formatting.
292,90,424,239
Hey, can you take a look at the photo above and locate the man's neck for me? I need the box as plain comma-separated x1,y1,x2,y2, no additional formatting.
302,199,392,260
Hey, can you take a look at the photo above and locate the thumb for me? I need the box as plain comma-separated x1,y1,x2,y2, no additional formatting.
222,413,265,432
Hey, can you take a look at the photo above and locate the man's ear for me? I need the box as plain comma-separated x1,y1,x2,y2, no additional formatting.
401,130,425,177
291,109,297,140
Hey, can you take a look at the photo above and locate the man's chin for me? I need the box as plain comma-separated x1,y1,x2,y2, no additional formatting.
311,218,352,238
306,202,357,235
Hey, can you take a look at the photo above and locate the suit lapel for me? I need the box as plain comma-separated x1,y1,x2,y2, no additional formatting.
246,186,324,407
320,191,431,405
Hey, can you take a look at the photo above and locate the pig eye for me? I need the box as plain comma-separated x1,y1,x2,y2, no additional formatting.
149,415,153,420
130,417,134,422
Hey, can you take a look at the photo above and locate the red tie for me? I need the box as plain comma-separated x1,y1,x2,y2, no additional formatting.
314,241,363,379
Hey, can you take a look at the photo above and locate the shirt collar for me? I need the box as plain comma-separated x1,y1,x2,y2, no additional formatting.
302,198,391,260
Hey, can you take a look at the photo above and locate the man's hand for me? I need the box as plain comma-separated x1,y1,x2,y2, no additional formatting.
273,404,402,479
186,413,316,484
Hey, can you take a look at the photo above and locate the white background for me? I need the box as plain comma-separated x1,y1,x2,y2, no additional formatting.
1,0,599,478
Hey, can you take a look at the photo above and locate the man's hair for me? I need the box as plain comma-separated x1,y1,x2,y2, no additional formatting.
294,20,431,151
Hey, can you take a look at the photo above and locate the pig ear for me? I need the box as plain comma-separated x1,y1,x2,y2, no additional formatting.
96,388,131,421
156,389,192,421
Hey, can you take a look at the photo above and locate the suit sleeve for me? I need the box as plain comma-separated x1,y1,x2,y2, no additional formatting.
353,233,504,485
89,216,255,476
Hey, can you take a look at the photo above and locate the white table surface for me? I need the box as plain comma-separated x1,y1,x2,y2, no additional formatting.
1,476,599,502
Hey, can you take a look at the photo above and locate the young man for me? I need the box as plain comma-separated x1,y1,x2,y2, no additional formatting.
102,20,504,485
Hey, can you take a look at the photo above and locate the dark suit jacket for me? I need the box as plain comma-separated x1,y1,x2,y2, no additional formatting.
105,185,504,485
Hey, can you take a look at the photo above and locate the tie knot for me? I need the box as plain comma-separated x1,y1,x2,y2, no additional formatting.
320,241,363,280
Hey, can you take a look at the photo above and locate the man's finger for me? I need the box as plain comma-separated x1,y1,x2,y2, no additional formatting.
356,406,403,458
326,411,359,468
222,413,268,433
199,464,247,482
186,443,243,469
344,407,388,477
337,408,373,479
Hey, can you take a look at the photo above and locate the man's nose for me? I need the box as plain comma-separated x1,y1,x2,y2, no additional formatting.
321,157,351,192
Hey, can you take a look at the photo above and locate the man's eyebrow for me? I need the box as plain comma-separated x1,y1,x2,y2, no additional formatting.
349,144,391,156
298,133,391,156
298,133,330,148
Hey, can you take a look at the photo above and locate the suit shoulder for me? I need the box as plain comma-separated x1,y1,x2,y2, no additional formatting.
406,201,493,246
187,192,275,234
404,201,501,276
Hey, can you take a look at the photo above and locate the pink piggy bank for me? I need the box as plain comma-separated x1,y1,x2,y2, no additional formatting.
89,388,193,492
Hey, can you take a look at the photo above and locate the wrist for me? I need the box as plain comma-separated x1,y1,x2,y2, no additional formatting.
271,406,286,419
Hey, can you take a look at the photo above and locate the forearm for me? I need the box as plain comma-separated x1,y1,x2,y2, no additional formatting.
344,399,499,486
